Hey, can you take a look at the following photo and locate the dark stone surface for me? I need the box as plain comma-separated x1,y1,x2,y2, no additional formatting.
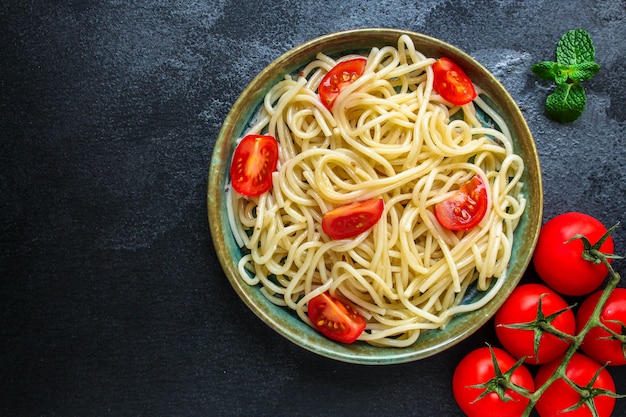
1,1,625,416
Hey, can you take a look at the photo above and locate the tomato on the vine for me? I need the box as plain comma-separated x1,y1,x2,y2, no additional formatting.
577,287,626,366
432,57,477,105
535,352,617,417
230,134,279,196
495,283,576,364
434,174,488,231
318,57,367,110
533,212,614,296
321,198,384,240
307,292,366,343
452,346,534,417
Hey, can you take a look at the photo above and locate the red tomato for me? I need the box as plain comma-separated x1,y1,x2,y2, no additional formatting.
434,175,488,231
453,346,534,417
535,353,617,417
318,57,367,110
533,212,614,296
495,283,576,364
432,57,477,105
577,288,626,366
307,292,366,343
230,134,279,196
321,198,384,240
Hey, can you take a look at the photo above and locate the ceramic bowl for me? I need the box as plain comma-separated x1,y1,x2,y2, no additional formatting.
207,28,542,364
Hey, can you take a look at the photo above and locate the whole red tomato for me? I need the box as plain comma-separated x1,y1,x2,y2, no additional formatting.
533,212,614,296
495,283,575,364
453,346,534,417
535,353,617,417
577,287,626,366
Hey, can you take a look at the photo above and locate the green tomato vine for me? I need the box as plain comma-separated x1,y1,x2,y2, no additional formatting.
481,223,625,416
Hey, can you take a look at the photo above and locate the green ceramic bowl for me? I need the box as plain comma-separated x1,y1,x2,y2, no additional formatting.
207,28,542,364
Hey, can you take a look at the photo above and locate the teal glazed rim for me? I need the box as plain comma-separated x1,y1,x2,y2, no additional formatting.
207,28,543,365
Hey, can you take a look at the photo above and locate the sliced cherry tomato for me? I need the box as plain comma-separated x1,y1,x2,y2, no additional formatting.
230,134,279,196
434,175,488,231
535,352,617,417
307,292,366,343
318,57,367,110
495,283,576,364
321,198,384,240
453,346,535,417
432,57,477,105
532,212,614,296
577,288,626,366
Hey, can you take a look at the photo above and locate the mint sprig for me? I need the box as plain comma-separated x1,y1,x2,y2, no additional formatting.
531,29,600,123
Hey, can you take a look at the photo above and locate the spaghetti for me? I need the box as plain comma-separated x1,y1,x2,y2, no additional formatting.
227,35,525,347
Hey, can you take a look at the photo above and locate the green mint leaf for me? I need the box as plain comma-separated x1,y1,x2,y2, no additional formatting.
556,29,596,66
553,63,569,85
532,29,599,123
567,61,601,82
531,61,558,81
546,83,586,123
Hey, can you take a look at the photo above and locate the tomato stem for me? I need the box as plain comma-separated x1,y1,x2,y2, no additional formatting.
597,320,626,345
500,295,576,360
469,344,534,403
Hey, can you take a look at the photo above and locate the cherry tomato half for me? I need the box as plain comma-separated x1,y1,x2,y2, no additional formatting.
577,288,626,366
432,57,477,105
532,212,614,296
434,175,488,231
495,283,576,364
535,353,617,417
321,198,384,240
318,57,367,110
307,292,366,343
453,346,534,417
230,134,279,196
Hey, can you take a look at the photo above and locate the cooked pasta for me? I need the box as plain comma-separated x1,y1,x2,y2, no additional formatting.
227,35,526,347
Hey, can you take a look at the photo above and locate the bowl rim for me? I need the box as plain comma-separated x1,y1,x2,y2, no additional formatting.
207,28,543,364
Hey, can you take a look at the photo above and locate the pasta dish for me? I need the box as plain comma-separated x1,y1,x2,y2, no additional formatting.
226,35,525,347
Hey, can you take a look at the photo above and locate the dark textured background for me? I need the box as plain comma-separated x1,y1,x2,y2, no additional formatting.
2,1,625,416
